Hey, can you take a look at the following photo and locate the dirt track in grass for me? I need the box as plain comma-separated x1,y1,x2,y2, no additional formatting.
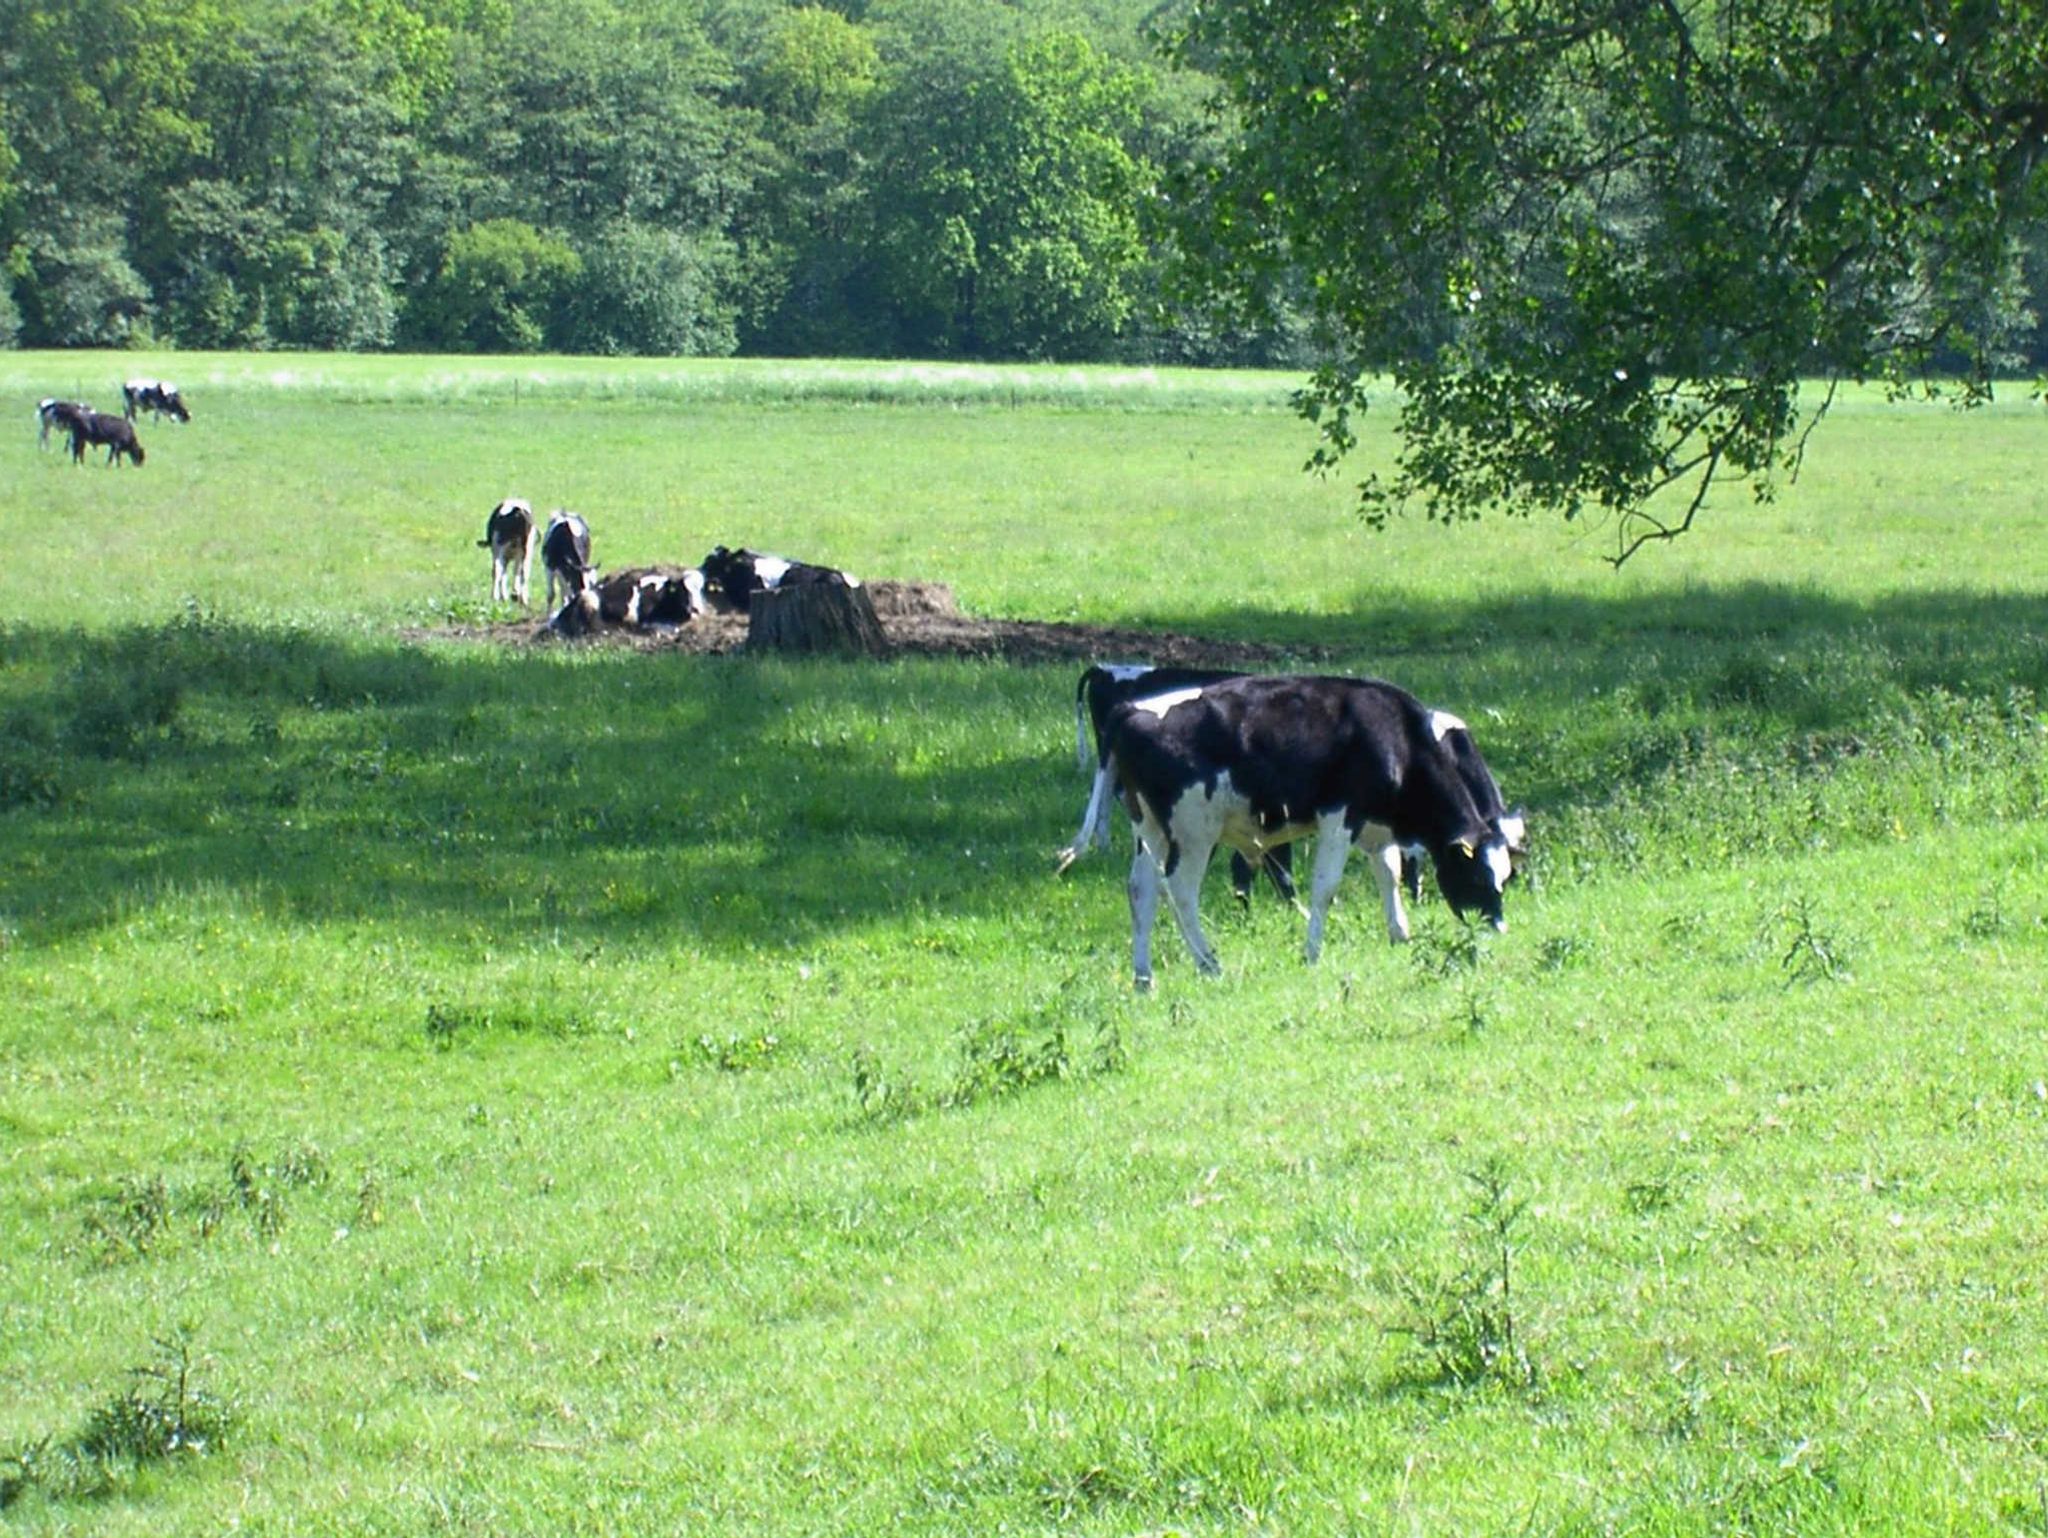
418,580,1327,669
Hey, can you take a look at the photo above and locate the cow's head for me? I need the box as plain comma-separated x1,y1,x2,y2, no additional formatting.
164,394,191,422
550,588,602,637
1433,834,1513,931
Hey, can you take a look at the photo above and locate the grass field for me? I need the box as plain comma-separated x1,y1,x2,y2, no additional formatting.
4,352,2048,1534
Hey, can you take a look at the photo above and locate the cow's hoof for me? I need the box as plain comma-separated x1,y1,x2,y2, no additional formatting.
1133,973,1154,993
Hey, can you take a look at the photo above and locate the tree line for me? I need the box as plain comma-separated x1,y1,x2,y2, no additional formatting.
0,0,1300,363
3,0,2043,436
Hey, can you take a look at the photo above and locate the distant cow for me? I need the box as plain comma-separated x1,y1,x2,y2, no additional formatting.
479,498,537,605
122,379,190,423
541,511,593,609
69,410,145,467
700,546,857,612
1061,663,1295,906
1103,673,1517,986
550,566,707,637
37,398,94,450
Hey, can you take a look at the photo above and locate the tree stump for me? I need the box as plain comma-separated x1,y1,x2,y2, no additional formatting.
745,575,889,656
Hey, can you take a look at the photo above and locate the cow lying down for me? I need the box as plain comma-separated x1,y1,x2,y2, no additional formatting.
1102,672,1524,986
700,546,859,612
550,567,708,637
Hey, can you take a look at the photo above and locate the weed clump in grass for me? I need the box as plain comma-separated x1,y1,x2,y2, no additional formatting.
83,1174,173,1261
1387,1158,1538,1391
849,977,1129,1124
850,1045,921,1124
1,1334,232,1511
943,975,1128,1110
1768,894,1852,985
693,1031,783,1072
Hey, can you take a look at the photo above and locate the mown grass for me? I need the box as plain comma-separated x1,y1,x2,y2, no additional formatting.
3,354,2048,1534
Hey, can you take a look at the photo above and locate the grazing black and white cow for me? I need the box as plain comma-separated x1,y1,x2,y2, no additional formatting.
479,498,537,605
69,410,145,467
541,511,593,608
37,398,94,450
566,566,706,632
699,545,858,612
1060,663,1296,906
122,379,190,423
1103,673,1517,986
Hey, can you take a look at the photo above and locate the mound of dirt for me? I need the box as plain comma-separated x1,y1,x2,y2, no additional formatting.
418,576,1321,669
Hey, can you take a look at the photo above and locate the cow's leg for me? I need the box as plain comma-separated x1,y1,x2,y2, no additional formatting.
1127,846,1161,989
1365,839,1412,943
1303,812,1355,963
1262,841,1298,904
1159,841,1221,977
1228,850,1258,907
516,549,532,606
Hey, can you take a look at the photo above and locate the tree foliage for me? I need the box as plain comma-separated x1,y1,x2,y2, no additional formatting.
1167,0,2048,558
5,0,2046,402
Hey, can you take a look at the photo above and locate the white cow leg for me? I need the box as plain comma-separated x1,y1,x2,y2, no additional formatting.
1366,838,1412,943
1128,849,1161,989
1304,813,1354,963
1160,840,1222,977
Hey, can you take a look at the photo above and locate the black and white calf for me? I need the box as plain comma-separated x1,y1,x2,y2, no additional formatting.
1060,663,1296,905
699,546,858,612
1102,673,1517,986
479,498,537,605
122,379,190,423
69,410,145,467
550,566,707,636
541,511,594,609
37,399,94,450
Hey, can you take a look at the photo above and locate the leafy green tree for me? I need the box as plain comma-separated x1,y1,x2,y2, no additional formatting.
1168,0,2048,560
864,12,1150,357
9,217,151,345
562,220,740,355
152,178,282,346
735,5,886,352
455,0,766,232
411,218,582,350
0,0,232,342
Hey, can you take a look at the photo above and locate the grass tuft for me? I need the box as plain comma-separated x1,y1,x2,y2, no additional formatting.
1387,1158,1539,1391
2,1335,232,1511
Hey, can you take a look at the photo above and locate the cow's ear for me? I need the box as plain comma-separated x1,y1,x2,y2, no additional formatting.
1451,837,1475,858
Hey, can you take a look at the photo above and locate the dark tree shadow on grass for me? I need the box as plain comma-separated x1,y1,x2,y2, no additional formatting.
0,580,2042,948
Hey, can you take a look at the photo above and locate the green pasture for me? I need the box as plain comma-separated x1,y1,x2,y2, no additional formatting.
3,354,2048,1534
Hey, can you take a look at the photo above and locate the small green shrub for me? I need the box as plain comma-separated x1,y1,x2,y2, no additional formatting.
693,1031,783,1072
1,1335,232,1510
83,1175,172,1262
1387,1159,1538,1390
1769,894,1851,985
850,1045,920,1124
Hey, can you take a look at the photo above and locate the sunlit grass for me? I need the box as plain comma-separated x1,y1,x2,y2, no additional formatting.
3,356,2048,1533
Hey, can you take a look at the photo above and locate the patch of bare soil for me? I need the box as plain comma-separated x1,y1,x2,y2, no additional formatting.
416,579,1322,669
